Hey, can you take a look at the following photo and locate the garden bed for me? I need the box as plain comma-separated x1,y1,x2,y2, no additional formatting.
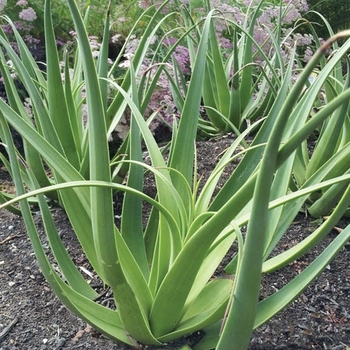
0,136,349,350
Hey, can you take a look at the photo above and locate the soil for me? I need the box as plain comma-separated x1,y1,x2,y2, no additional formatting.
1,136,350,350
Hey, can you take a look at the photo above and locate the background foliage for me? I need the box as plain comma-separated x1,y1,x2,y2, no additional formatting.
306,0,350,38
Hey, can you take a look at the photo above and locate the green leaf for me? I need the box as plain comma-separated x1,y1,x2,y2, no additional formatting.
169,10,215,191
45,0,79,168
67,0,117,287
120,66,149,278
159,279,232,342
149,173,255,338
256,224,350,328
217,31,342,350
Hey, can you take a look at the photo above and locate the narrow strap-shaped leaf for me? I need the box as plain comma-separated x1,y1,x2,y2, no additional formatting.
0,50,53,192
0,181,175,346
121,66,149,278
239,1,263,112
0,100,102,270
119,161,188,293
0,20,65,190
28,170,97,299
277,88,350,169
53,277,133,346
0,33,63,154
0,100,87,189
97,0,111,111
158,279,232,343
1,16,43,84
256,224,350,328
67,0,117,287
149,174,256,338
106,81,186,265
168,11,214,192
106,5,174,135
308,175,350,217
202,63,226,130
195,122,263,216
208,21,230,117
209,45,293,211
114,227,154,312
0,192,21,215
215,34,350,212
217,32,350,350
183,227,234,307
105,232,161,345
45,0,79,168
228,27,241,130
263,180,350,273
202,18,229,130
1,111,135,345
63,53,83,164
306,60,350,178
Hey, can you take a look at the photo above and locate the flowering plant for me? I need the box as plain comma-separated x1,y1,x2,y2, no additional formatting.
0,0,37,21
0,0,41,58
0,0,143,54
1,1,350,350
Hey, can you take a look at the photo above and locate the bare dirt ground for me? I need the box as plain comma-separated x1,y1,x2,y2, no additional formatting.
0,136,350,350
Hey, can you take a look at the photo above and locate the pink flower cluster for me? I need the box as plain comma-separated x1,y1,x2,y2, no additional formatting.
18,7,37,21
0,0,6,11
0,0,37,22
16,0,37,21
139,0,189,14
0,1,41,61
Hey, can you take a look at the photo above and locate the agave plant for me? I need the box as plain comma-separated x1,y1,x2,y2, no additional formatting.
168,0,312,136
200,1,276,134
1,1,350,349
0,0,175,209
290,18,350,218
